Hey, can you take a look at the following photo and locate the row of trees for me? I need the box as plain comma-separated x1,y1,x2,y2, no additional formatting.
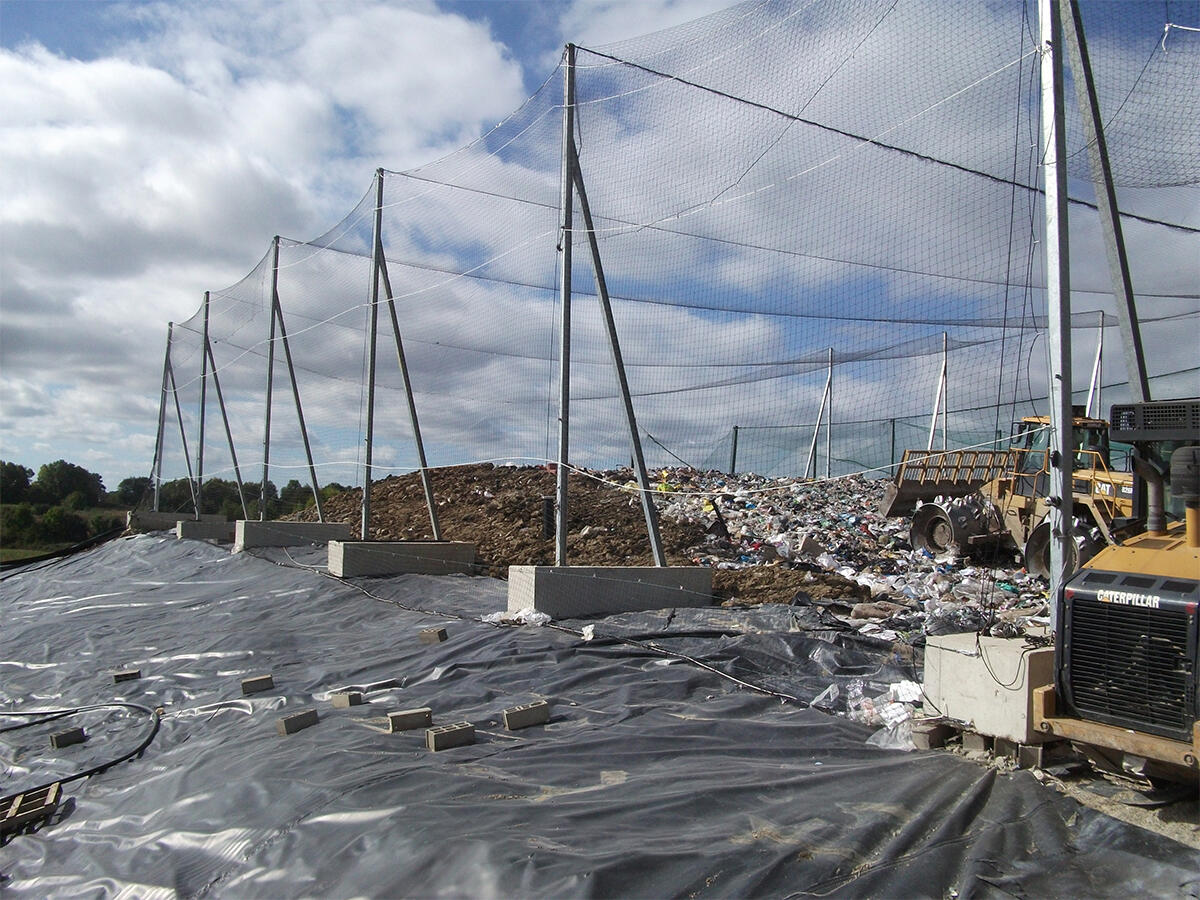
2,457,353,550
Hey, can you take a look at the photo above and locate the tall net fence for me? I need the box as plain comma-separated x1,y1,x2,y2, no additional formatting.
155,0,1200,513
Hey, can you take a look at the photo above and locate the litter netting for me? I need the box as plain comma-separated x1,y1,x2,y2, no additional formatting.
156,0,1200,505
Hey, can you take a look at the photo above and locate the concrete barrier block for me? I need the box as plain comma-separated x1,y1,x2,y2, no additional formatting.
388,707,433,732
112,668,142,684
176,520,236,543
910,719,956,750
962,731,992,753
426,721,474,751
50,727,86,749
419,627,448,645
924,633,1054,744
503,700,550,730
276,708,319,736
507,566,713,619
242,674,275,695
331,691,364,709
233,520,353,552
328,541,476,577
127,510,224,533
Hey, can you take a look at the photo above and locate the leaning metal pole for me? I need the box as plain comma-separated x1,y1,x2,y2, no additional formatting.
152,324,172,511
195,291,210,520
555,44,577,566
1040,0,1075,623
167,354,199,513
205,339,250,519
825,347,833,478
261,238,280,521
271,273,326,522
571,154,667,567
362,169,384,540
1060,0,1149,402
380,253,443,540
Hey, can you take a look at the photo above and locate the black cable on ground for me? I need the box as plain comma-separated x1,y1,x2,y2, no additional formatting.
0,702,162,795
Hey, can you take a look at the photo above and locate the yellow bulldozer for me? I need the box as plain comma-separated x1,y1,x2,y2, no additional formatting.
880,411,1135,577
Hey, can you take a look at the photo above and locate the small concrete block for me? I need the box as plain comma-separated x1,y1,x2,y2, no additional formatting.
1017,743,1046,769
276,708,319,736
112,668,142,683
994,737,1019,760
419,627,448,645
242,674,275,695
503,700,550,730
426,721,475,751
910,719,956,751
388,707,433,732
331,691,364,709
961,731,992,753
50,727,86,749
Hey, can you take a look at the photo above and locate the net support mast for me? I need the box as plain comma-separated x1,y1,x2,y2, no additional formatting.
555,44,576,566
166,348,199,514
195,291,210,520
151,324,172,512
1040,0,1075,621
362,170,383,540
261,240,280,520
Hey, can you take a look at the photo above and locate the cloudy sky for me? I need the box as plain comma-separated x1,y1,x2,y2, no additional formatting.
0,0,733,490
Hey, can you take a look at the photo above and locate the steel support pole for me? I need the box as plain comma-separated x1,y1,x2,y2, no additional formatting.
152,324,172,511
806,355,831,479
167,356,199,513
206,339,249,519
571,158,666,566
195,292,210,519
379,254,442,541
1086,312,1103,419
729,425,739,474
362,169,384,540
825,347,833,478
1060,0,1148,402
927,334,947,451
272,285,325,522
261,238,280,520
555,44,576,566
1040,0,1075,621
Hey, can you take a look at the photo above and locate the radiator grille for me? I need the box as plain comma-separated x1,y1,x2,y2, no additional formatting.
1066,596,1195,740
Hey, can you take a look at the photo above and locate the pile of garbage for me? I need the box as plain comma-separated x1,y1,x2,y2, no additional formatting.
651,468,1050,646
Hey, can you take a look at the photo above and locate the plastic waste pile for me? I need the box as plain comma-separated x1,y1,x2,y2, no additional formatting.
651,468,1049,645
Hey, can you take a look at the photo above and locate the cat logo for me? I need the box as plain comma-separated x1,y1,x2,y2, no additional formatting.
1097,589,1160,609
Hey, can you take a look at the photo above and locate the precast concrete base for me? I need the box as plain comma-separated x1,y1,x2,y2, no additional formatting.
233,520,354,553
506,566,712,620
128,510,224,533
176,520,236,543
923,633,1054,744
328,541,476,577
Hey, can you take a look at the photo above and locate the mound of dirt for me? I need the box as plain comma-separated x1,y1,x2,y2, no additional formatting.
289,463,866,606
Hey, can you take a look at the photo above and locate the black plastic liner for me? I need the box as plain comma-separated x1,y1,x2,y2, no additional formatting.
2,535,1197,897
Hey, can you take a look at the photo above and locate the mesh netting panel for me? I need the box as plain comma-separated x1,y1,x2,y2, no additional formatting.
156,0,1199,507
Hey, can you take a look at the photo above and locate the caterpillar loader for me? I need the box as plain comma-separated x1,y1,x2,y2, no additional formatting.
880,411,1135,577
1034,398,1200,778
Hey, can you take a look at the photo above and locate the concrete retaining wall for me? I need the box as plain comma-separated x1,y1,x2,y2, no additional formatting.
507,566,713,619
233,520,354,552
127,510,224,533
329,541,476,577
176,520,237,543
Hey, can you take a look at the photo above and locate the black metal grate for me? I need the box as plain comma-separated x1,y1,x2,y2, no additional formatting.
1067,597,1194,740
